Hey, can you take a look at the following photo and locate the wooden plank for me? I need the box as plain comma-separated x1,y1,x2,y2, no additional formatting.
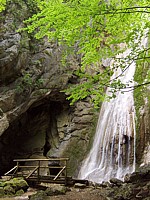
37,161,40,182
18,166,64,168
10,162,19,177
48,166,65,169
18,166,38,168
4,166,17,175
13,158,69,162
26,166,39,179
53,166,66,181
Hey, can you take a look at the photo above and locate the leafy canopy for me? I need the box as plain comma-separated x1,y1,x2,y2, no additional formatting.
0,0,6,12
21,0,150,106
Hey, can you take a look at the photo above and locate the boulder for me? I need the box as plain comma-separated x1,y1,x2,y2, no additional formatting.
45,184,67,196
0,177,28,197
109,178,123,186
29,190,47,200
4,185,15,195
6,177,29,192
74,183,87,189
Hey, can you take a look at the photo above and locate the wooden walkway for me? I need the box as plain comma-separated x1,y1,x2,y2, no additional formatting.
4,158,72,185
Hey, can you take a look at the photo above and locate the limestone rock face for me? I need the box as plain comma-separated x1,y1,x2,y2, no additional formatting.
0,110,9,136
134,72,150,166
139,97,150,165
0,1,97,176
0,1,29,84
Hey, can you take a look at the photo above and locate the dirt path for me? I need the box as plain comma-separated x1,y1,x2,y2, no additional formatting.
45,187,107,200
0,187,107,200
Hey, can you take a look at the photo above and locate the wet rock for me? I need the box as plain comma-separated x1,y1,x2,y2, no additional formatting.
109,178,123,186
146,181,150,190
29,190,47,200
136,187,150,199
100,167,150,200
124,167,150,183
100,182,113,188
45,184,66,196
74,183,87,189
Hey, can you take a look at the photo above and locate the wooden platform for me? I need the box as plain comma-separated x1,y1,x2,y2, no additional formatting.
4,158,70,185
4,158,89,186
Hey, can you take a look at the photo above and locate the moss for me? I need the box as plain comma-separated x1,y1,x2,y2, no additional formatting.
86,109,99,154
134,61,150,164
15,189,24,196
0,187,5,197
61,108,99,176
29,190,47,200
0,178,28,198
0,181,6,187
63,138,86,175
5,178,28,193
4,185,15,196
45,185,66,196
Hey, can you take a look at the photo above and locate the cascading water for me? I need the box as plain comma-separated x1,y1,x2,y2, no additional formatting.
78,49,137,183
78,33,148,183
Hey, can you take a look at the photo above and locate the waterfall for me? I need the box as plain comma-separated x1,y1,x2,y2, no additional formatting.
78,32,148,183
78,49,137,183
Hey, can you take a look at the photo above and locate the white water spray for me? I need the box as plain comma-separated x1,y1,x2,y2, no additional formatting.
78,48,138,183
78,33,148,183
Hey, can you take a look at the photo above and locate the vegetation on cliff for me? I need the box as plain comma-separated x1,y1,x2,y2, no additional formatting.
0,0,6,12
1,0,150,106
17,0,150,106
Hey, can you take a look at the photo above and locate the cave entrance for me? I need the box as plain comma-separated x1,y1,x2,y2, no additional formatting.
0,97,71,176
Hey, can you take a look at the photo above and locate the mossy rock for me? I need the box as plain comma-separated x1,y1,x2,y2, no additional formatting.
6,178,29,192
4,185,15,195
0,181,6,187
0,187,4,197
16,189,24,196
29,190,47,200
45,184,66,196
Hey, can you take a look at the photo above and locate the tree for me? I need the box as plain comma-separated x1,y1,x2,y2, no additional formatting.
19,0,150,106
0,0,6,12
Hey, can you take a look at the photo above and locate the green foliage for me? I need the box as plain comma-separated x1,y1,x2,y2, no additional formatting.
22,0,150,62
16,72,43,94
23,0,41,13
20,0,150,106
0,0,6,12
134,60,150,162
134,59,150,117
64,69,110,107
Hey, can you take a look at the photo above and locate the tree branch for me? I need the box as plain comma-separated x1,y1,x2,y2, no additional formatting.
116,81,150,93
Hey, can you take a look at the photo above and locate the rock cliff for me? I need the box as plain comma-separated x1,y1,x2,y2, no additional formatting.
0,0,97,176
134,64,150,166
0,0,149,178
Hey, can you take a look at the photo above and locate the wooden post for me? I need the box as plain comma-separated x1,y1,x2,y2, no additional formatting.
37,160,40,182
65,160,67,185
26,166,39,179
4,166,17,176
16,161,19,177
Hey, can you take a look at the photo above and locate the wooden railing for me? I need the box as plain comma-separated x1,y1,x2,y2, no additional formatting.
4,158,69,185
